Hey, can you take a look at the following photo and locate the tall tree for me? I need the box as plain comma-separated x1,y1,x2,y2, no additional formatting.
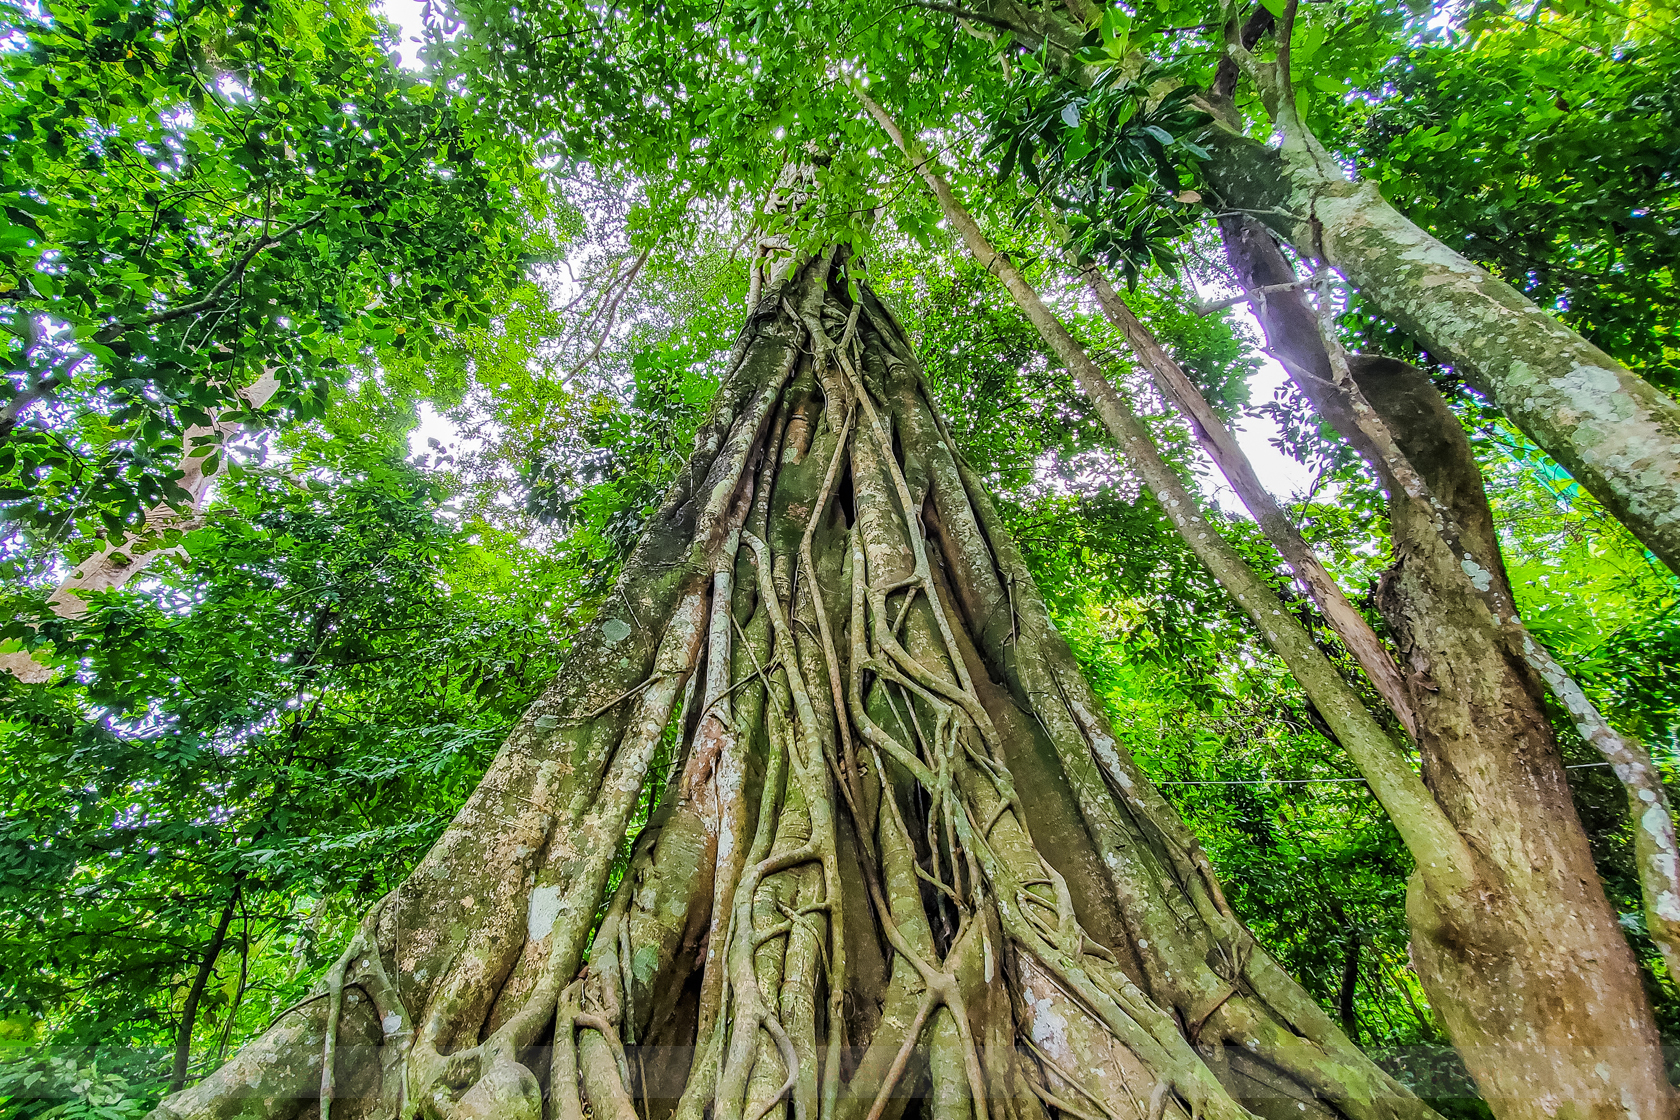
152,245,1441,1120
957,3,1680,1112
970,0,1680,576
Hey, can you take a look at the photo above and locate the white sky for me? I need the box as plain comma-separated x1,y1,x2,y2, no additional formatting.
408,400,462,460
1213,306,1315,511
377,0,429,66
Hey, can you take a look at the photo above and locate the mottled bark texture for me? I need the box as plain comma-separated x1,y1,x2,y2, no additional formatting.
150,254,1437,1120
1220,217,1676,1120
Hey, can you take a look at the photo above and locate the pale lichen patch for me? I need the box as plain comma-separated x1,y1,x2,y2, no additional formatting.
527,884,563,941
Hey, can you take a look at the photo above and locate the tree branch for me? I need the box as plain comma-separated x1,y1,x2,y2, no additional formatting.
169,885,240,1093
99,213,322,343
572,246,652,375
901,0,1021,32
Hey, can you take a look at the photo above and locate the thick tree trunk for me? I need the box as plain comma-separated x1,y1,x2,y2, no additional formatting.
150,254,1434,1120
1218,217,1676,1120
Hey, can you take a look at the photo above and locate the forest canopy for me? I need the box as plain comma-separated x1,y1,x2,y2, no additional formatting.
1,0,1677,1118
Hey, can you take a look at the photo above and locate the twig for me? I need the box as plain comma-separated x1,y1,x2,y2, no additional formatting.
901,0,1022,32
573,246,652,375
582,673,664,721
1194,281,1308,316
104,213,322,341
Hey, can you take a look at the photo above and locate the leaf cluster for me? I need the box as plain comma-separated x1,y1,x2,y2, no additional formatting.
0,0,541,545
988,63,1210,283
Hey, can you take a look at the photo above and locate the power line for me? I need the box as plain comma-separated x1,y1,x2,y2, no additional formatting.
1158,777,1367,786
1156,762,1611,787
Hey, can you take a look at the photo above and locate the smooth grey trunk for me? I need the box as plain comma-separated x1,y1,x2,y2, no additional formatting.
1197,85,1680,578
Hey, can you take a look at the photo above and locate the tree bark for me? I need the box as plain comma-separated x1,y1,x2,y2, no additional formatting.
1216,216,1676,1120
970,0,1680,574
149,252,1437,1120
171,888,240,1094
859,88,1475,887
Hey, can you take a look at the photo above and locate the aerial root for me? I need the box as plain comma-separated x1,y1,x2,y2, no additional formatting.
551,983,585,1120
1024,1074,1109,1120
314,901,412,1120
863,989,940,1120
1018,1037,1124,1120
318,939,351,1120
1146,1080,1173,1120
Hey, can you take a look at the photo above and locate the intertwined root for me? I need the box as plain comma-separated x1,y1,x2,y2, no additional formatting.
152,252,1435,1120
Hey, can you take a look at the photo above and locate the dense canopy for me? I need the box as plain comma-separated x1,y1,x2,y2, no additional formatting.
2,0,1677,1118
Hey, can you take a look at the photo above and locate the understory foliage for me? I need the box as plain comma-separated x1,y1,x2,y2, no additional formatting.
1,437,574,1113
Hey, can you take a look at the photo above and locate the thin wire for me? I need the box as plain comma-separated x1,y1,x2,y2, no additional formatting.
1158,778,1366,786
1157,763,1611,787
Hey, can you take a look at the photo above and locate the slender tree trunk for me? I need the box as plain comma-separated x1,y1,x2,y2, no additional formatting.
217,906,252,1067
1195,78,1680,579
1209,37,1680,935
1325,900,1358,1046
150,252,1436,1120
1216,216,1676,1120
1336,940,1358,1049
857,89,1473,897
971,0,1680,574
171,888,240,1094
